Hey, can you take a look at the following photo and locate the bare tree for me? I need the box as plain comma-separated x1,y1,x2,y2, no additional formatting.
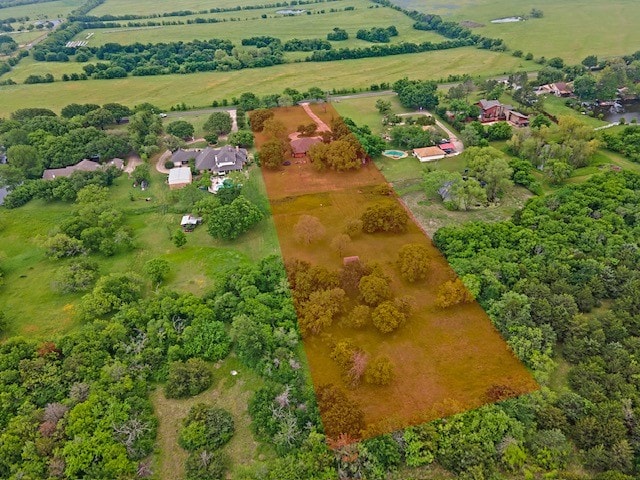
113,417,151,457
293,215,326,245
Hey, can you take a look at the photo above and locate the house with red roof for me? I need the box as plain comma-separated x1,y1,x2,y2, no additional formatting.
290,137,322,158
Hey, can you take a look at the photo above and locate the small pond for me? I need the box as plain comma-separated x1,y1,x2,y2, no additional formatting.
599,102,640,124
491,16,523,23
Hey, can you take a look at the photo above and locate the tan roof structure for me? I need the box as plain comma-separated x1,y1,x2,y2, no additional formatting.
413,146,446,162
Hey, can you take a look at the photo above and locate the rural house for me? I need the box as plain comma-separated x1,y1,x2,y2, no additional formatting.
170,145,248,174
290,137,322,157
42,159,100,180
42,158,125,180
413,146,446,162
476,99,530,127
476,99,505,122
535,82,574,97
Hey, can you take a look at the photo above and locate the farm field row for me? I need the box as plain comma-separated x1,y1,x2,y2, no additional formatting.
0,47,535,115
392,0,640,63
77,0,446,47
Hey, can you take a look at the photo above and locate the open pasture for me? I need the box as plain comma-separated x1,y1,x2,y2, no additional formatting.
78,0,446,47
0,47,534,116
0,164,279,339
90,0,285,17
0,0,82,21
257,104,537,437
392,0,640,63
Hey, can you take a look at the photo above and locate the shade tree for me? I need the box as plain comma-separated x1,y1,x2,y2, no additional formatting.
166,120,195,139
204,111,233,135
166,359,213,399
364,356,395,385
360,203,408,233
436,278,475,308
397,243,430,282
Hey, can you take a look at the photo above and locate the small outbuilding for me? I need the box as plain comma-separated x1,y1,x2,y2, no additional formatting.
413,146,446,163
181,214,202,231
168,167,192,190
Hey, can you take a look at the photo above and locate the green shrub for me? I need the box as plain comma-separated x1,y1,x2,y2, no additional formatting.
179,404,235,452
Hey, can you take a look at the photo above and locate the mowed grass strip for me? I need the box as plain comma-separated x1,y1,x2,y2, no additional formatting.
0,47,535,116
257,105,538,437
394,0,640,63
79,0,446,47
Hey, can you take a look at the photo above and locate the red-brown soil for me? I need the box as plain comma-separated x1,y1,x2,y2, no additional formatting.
257,105,538,439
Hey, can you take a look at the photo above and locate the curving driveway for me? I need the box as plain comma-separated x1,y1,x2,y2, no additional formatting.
399,111,464,154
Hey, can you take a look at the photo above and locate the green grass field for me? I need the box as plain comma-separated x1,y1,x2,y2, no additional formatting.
4,56,87,83
79,0,446,47
0,162,279,339
543,95,608,128
392,0,640,63
5,29,46,46
0,47,535,115
90,0,280,16
0,0,83,20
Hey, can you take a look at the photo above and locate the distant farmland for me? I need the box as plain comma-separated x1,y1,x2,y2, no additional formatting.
392,0,640,62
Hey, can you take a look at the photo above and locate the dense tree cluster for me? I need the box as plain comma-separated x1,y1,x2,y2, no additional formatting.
355,25,398,43
601,125,640,162
392,77,439,110
508,116,599,183
327,27,348,41
360,202,408,233
430,171,640,477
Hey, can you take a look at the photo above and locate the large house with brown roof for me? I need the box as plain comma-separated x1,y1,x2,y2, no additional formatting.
290,137,322,158
476,99,530,127
170,145,248,174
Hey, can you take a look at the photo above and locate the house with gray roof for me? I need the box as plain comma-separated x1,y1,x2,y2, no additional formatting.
170,145,248,174
42,159,101,180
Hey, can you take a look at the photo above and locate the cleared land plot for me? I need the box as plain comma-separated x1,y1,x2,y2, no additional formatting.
392,0,640,63
0,47,536,116
0,164,279,338
152,355,273,480
257,104,537,438
78,1,446,47
0,0,82,20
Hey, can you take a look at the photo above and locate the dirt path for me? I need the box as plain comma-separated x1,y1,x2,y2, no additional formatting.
399,111,464,154
124,153,142,174
300,102,331,132
156,150,172,174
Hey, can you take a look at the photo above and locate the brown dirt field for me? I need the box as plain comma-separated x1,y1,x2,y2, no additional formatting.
258,105,538,440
